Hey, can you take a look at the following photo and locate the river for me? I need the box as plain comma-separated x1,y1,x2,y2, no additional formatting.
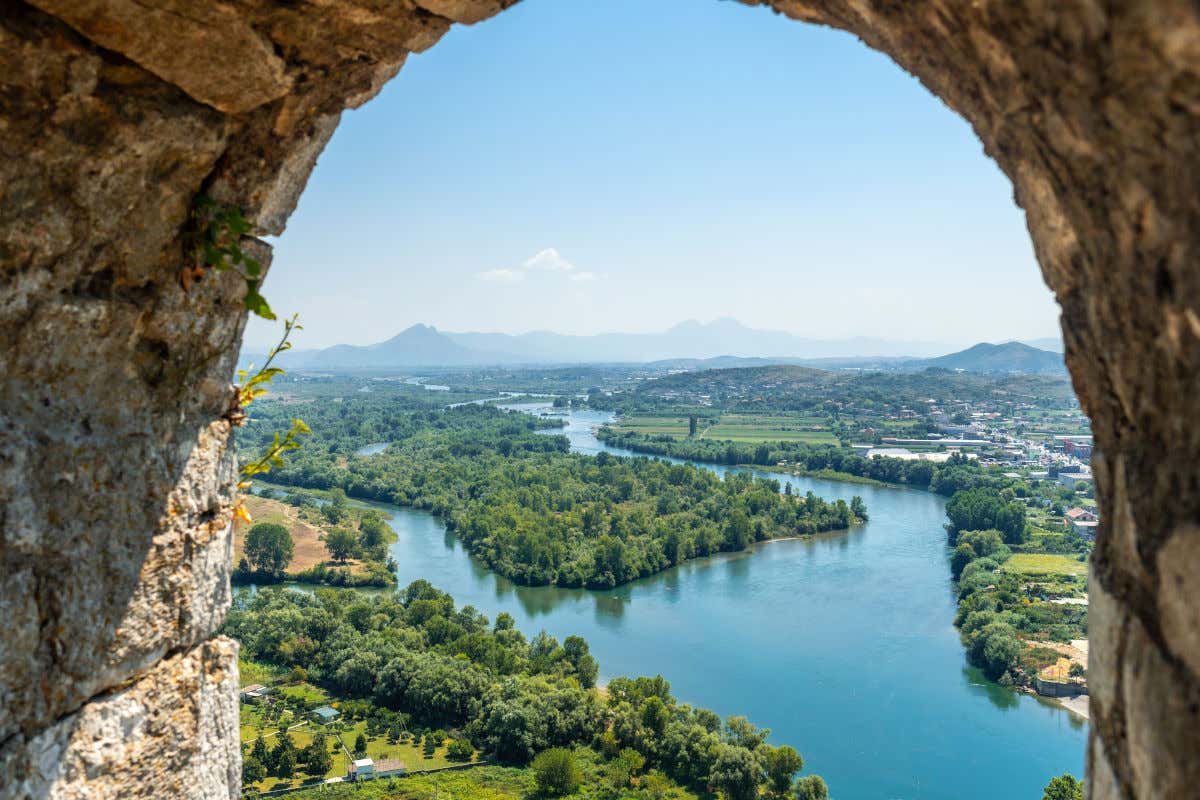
357,403,1086,799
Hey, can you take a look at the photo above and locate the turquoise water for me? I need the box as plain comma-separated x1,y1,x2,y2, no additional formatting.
368,405,1087,799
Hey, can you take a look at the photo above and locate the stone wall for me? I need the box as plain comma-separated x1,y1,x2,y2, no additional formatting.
0,1,1196,798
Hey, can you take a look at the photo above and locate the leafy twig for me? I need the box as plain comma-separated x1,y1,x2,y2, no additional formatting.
186,196,276,320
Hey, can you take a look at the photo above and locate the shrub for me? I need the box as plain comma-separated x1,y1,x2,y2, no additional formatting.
532,748,582,797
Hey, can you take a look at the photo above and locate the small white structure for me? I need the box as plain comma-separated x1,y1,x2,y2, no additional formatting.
239,684,270,703
349,758,375,781
349,757,406,781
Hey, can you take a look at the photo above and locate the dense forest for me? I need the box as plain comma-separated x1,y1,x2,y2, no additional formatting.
240,400,864,588
227,584,825,800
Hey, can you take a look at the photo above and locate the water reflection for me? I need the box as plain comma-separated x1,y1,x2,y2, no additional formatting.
369,404,1087,800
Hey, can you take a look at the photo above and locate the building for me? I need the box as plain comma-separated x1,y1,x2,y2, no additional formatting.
348,758,406,781
1064,440,1093,459
1066,508,1100,539
312,706,340,724
1059,470,1094,488
348,758,374,781
239,685,270,704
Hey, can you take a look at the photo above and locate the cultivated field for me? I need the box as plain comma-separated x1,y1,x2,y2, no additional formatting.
1003,553,1089,577
613,413,838,445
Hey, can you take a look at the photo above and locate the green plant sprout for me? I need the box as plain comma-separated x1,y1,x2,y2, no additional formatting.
187,195,275,319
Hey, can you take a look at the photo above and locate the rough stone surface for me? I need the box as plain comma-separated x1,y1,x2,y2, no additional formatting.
0,1,1197,798
1,638,242,800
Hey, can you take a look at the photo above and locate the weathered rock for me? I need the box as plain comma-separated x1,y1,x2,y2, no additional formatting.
0,638,241,800
0,1,1197,798
24,0,291,113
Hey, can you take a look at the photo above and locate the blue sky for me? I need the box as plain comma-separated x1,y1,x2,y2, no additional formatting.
246,0,1060,351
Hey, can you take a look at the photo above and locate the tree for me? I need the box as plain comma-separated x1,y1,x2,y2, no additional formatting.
359,514,388,549
850,495,868,521
957,529,1007,559
250,734,269,767
301,734,332,776
763,746,804,796
641,695,670,737
324,527,358,563
447,738,474,761
270,731,297,778
245,523,294,575
563,635,598,688
353,732,368,756
689,416,698,437
724,715,768,750
945,488,1026,544
982,630,1023,680
1042,774,1083,800
322,488,348,523
951,543,977,579
532,748,582,797
708,744,762,800
272,745,296,779
606,748,646,789
794,775,829,800
242,756,267,785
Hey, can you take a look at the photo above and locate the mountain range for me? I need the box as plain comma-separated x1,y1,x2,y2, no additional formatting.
245,319,1064,374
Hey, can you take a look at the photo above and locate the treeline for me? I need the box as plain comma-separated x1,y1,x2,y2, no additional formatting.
226,584,827,799
944,488,1088,687
241,403,865,588
598,429,978,492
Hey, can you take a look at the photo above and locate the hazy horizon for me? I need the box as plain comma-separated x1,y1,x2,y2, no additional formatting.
245,0,1061,352
243,315,1059,354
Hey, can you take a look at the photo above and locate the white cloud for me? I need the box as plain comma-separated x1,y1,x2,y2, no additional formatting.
478,268,524,282
523,247,575,272
477,248,600,285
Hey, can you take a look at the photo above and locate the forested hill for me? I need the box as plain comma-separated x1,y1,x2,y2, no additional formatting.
240,401,864,588
625,364,1075,412
912,341,1066,375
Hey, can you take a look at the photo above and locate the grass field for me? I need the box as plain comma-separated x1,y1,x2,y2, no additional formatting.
239,690,475,793
613,413,838,445
235,495,331,571
1003,553,1089,576
234,495,378,577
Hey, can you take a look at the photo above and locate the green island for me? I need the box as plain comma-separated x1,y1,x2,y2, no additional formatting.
240,402,865,588
582,366,1093,696
225,583,825,800
233,365,1091,798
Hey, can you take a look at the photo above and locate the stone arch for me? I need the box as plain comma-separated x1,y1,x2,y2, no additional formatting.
0,1,1197,798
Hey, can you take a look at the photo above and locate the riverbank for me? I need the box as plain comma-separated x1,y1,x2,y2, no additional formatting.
244,401,1087,798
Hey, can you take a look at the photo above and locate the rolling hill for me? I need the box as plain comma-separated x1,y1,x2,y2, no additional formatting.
912,341,1066,375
